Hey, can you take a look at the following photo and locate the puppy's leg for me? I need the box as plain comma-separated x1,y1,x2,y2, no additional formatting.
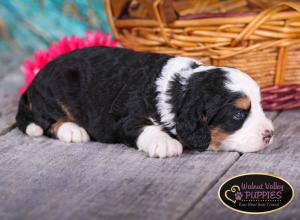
20,88,89,143
19,88,64,138
137,125,183,158
50,118,90,143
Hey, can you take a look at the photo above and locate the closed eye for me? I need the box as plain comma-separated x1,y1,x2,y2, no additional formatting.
233,111,248,121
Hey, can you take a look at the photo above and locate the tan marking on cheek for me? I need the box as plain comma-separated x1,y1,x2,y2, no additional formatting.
51,117,67,136
209,128,230,150
234,96,251,110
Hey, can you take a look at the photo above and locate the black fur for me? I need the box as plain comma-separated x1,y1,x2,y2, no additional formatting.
16,46,249,150
169,68,249,150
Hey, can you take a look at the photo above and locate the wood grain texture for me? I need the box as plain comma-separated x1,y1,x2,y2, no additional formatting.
0,52,294,220
265,111,280,121
0,52,240,220
0,51,27,78
0,129,239,220
184,109,300,220
0,97,18,135
0,52,25,135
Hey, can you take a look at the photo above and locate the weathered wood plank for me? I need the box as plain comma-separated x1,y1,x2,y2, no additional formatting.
0,129,239,220
184,109,300,220
0,52,239,220
0,51,27,78
0,53,25,93
0,98,19,136
0,52,25,135
0,52,292,220
0,68,22,135
265,111,280,121
0,71,23,135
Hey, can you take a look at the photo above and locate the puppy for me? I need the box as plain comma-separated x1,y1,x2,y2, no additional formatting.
16,46,274,158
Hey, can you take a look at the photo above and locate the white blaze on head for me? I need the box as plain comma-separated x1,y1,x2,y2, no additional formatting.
219,67,274,152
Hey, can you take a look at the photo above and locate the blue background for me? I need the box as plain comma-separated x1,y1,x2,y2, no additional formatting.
0,0,111,51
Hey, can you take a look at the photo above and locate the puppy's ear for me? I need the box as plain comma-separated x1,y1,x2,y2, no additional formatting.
176,101,211,151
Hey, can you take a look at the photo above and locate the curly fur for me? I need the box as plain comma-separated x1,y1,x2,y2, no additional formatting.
16,46,274,157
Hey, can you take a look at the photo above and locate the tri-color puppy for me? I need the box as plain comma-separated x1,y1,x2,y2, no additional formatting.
16,46,274,158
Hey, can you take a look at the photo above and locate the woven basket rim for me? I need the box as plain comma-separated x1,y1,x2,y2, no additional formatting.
105,0,300,110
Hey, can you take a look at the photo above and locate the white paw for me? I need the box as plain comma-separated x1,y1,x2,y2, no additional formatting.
137,125,183,158
26,123,43,137
57,122,90,143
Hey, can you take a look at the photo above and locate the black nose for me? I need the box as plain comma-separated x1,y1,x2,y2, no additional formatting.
262,129,274,144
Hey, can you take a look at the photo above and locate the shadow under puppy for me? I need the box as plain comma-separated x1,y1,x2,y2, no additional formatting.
16,46,274,158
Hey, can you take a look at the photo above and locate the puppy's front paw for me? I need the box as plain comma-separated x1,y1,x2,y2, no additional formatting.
137,125,183,158
57,122,90,143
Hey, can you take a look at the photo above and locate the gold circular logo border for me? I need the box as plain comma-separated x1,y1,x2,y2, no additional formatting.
218,172,295,215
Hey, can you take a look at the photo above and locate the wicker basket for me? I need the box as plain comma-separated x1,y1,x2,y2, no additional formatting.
105,0,300,110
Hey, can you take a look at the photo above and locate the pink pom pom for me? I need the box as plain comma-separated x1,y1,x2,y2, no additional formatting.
20,30,119,93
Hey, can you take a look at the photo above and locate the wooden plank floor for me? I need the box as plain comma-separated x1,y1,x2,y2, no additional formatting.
0,52,299,220
184,109,300,220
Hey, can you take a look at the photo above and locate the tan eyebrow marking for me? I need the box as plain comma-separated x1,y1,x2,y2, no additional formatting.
234,96,251,110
